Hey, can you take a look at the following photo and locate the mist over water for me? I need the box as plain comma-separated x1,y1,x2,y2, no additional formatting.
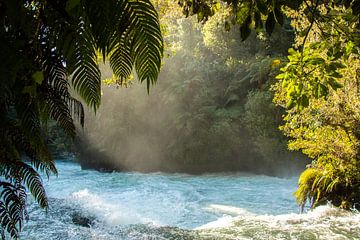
74,17,308,176
77,79,183,172
76,66,307,175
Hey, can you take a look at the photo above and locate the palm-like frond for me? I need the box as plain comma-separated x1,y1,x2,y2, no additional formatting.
42,54,85,129
42,86,76,138
2,120,57,177
0,161,48,209
69,20,101,110
0,0,164,238
0,182,27,240
109,36,134,84
128,0,163,88
83,0,164,90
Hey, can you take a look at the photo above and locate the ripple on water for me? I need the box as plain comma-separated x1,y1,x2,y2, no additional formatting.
19,161,360,240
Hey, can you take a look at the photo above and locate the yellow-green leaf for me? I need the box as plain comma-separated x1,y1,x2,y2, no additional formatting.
32,71,44,84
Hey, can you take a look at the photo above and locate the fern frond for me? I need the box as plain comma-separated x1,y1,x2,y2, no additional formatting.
43,56,69,99
1,120,57,177
14,99,57,175
69,20,101,111
42,86,76,138
3,162,48,209
42,53,85,127
0,181,27,239
83,0,120,58
15,99,42,141
84,0,163,90
127,0,163,89
109,37,133,83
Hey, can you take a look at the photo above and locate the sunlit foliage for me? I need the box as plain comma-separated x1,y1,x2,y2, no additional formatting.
176,0,360,210
272,3,360,209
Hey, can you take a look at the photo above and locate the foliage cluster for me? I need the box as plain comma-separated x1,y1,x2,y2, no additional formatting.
272,3,360,210
177,0,360,210
0,0,162,238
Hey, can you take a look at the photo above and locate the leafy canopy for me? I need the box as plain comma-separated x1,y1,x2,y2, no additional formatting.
0,0,163,238
178,0,360,209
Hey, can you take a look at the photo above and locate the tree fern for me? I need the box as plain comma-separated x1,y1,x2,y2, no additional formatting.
83,0,164,90
0,182,27,240
125,0,163,88
0,0,163,238
69,20,101,110
2,120,57,177
42,54,85,128
109,36,134,84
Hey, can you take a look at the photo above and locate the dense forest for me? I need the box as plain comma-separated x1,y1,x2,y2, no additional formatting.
75,7,307,176
0,0,359,238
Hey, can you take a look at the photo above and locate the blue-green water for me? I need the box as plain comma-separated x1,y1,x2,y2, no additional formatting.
21,161,360,239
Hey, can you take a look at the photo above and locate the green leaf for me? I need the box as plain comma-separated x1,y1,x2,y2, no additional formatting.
315,83,329,98
275,73,286,79
328,78,343,90
32,71,44,84
198,11,205,22
345,41,355,55
66,0,81,12
288,48,297,55
22,86,37,97
329,62,346,69
286,99,296,109
330,72,343,78
300,94,309,108
309,57,325,65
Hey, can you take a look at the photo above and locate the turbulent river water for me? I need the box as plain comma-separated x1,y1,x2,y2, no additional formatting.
21,161,359,240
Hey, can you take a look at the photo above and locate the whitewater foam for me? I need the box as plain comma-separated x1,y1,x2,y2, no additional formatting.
203,204,255,216
20,161,360,239
69,189,157,226
196,204,360,240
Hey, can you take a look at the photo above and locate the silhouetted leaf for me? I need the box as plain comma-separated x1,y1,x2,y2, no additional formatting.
285,0,304,10
352,0,360,15
274,7,284,26
225,21,231,31
265,13,275,35
254,11,263,30
255,0,268,14
240,15,252,40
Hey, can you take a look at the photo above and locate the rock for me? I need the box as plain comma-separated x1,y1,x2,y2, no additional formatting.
71,212,94,228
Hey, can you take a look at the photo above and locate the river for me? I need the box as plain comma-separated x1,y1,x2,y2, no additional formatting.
21,161,360,239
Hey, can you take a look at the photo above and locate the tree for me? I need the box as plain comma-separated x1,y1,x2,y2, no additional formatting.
179,0,360,209
0,0,163,238
272,3,360,210
179,0,360,103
